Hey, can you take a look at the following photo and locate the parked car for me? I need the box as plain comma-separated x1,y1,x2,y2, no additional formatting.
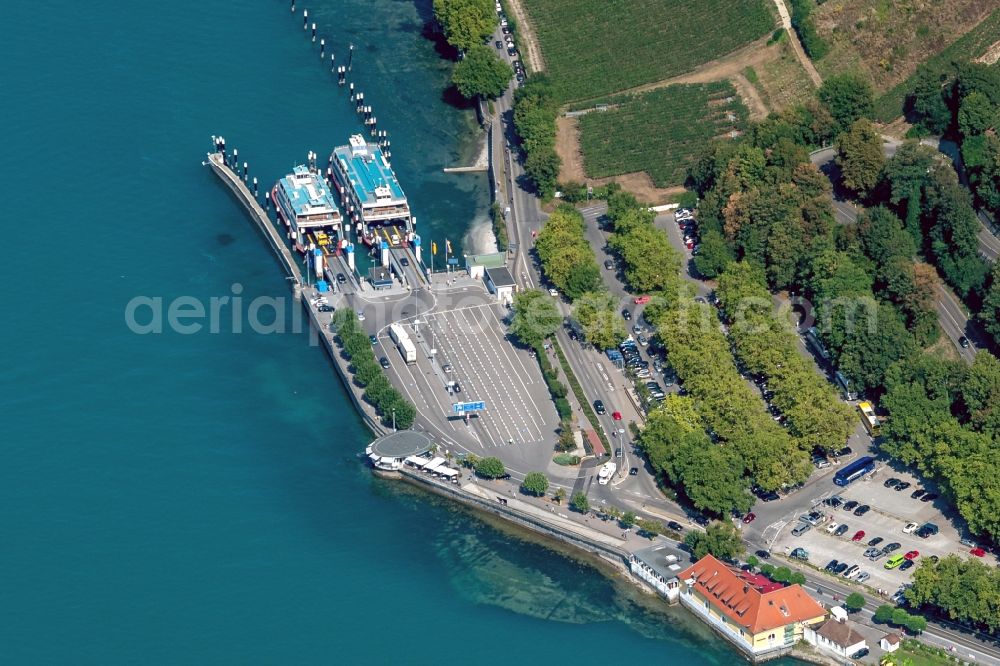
834,562,849,574
755,549,771,559
916,523,939,538
843,500,859,512
882,542,901,554
853,505,871,516
317,304,334,312
742,512,756,524
791,523,811,537
899,559,915,571
910,488,926,499
921,493,938,503
834,524,850,537
843,564,860,578
851,648,870,660
852,530,866,542
894,481,912,492
667,521,684,532
884,478,901,489
824,559,839,572
790,548,809,560
633,295,651,305
604,259,614,270
621,308,632,321
904,550,919,560
867,536,884,547
825,522,839,534
856,571,871,583
863,547,880,558
825,496,843,508
970,547,986,557
903,522,919,534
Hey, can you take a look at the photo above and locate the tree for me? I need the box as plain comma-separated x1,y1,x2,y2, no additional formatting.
907,65,952,134
608,220,683,294
433,0,495,53
554,487,566,503
620,511,637,528
524,147,561,199
771,566,792,583
683,520,745,561
819,73,875,132
836,119,885,198
904,615,927,634
789,572,806,585
958,91,998,138
510,288,561,347
451,44,512,99
845,592,865,612
891,608,910,626
874,605,895,623
573,291,626,349
521,471,549,496
746,555,760,569
571,491,590,513
535,206,597,294
565,261,602,300
475,456,506,479
693,229,735,278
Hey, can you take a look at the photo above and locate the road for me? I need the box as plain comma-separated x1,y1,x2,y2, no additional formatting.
485,27,1000,661
810,141,985,363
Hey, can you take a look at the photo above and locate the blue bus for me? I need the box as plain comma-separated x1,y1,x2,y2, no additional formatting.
834,456,875,486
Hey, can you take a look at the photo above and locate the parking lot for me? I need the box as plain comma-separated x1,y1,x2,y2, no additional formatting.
771,465,996,595
387,303,558,454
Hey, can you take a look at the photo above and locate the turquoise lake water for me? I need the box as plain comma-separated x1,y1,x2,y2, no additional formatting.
1,0,799,662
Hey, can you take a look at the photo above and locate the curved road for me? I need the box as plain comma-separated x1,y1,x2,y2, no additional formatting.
810,140,989,363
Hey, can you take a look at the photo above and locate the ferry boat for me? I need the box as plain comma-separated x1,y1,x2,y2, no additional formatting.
271,164,344,255
329,134,413,247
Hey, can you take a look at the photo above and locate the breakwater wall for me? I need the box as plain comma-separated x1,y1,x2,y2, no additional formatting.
207,151,386,437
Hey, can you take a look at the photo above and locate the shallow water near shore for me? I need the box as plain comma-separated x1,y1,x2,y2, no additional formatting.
0,0,801,662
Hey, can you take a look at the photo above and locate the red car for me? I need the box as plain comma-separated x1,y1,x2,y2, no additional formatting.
970,547,986,557
612,411,622,421
742,512,756,524
851,530,865,542
904,550,919,560
633,295,651,305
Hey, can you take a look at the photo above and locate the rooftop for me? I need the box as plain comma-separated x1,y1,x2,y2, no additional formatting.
679,555,826,634
370,430,433,458
333,135,406,207
276,165,341,220
815,618,867,648
485,266,516,288
466,252,507,269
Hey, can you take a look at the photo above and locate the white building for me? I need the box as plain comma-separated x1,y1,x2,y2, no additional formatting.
880,633,901,653
804,616,868,659
484,267,516,305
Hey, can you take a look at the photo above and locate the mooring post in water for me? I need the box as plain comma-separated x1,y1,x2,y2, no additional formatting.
320,38,325,59
253,176,258,200
311,23,317,43
302,9,308,29
349,81,354,99
243,161,248,182
348,43,354,71
232,147,238,170
339,65,346,85
330,53,336,72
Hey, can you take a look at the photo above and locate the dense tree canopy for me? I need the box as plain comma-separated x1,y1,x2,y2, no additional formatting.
451,44,512,99
513,76,561,198
684,521,745,562
572,291,626,349
535,205,600,300
907,555,1000,633
836,119,885,198
818,73,875,133
433,0,495,53
509,289,561,348
521,471,549,496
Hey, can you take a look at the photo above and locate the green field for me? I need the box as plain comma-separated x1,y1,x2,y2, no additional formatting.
578,82,748,187
872,8,1000,121
521,0,776,103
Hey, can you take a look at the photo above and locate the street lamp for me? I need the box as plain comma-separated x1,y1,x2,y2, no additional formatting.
392,408,397,432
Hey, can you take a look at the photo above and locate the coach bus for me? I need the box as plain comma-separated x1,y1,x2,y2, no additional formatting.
834,456,876,487
858,401,881,437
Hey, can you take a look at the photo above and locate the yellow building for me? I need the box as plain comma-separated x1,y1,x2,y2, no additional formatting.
678,555,827,662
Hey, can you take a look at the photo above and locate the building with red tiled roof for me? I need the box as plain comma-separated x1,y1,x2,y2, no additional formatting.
678,555,827,661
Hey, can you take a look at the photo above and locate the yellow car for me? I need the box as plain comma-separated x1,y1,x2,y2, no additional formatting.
884,554,906,570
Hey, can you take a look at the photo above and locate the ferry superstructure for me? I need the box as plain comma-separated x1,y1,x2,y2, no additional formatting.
330,134,412,246
271,164,344,254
